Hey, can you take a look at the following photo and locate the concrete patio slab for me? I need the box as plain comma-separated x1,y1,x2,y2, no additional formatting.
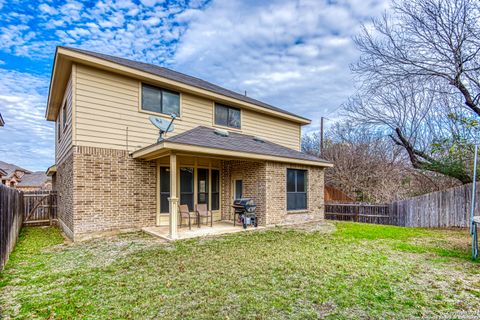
142,221,264,241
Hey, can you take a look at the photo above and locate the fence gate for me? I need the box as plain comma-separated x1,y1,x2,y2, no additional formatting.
23,190,57,226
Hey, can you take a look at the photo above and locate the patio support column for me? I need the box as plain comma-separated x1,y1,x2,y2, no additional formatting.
169,152,178,239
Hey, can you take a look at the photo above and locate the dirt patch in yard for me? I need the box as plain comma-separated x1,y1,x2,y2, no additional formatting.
279,220,337,233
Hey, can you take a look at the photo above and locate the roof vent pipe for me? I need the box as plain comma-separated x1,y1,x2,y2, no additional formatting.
214,128,229,137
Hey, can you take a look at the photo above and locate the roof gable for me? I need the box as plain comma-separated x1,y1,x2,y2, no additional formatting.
0,160,31,179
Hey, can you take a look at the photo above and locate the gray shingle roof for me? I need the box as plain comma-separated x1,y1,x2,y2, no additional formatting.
17,171,51,187
0,160,31,179
164,126,329,164
60,46,310,122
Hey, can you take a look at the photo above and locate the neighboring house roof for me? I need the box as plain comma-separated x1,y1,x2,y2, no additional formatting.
16,171,51,187
0,168,7,177
134,126,332,167
46,165,57,176
47,46,310,124
0,112,4,126
0,160,31,179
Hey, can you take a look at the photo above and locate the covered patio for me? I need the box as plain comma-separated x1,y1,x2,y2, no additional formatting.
132,126,331,241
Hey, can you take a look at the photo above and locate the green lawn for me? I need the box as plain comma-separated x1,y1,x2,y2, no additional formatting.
1,222,480,319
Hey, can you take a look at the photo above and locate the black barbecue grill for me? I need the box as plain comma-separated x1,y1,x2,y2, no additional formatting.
232,198,258,229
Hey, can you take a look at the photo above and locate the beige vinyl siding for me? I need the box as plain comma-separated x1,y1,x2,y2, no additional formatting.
74,64,301,152
56,74,73,164
241,109,300,150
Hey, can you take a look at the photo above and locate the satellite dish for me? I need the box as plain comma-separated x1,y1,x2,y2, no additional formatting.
149,114,176,142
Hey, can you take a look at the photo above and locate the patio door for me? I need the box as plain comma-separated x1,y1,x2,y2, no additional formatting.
197,168,209,206
234,179,243,200
159,167,170,213
180,168,194,210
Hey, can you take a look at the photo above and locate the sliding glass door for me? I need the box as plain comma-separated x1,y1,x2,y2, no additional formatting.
197,168,209,205
159,166,220,213
180,168,194,209
159,167,170,213
211,169,220,210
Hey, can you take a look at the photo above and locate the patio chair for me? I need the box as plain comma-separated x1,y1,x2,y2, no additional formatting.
179,204,196,230
195,203,213,227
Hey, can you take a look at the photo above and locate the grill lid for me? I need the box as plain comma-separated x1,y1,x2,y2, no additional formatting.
233,198,255,206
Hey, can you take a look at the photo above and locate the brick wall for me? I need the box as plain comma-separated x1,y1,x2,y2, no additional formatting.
54,147,325,239
220,160,267,225
265,162,325,225
72,146,157,238
221,160,325,226
56,149,74,239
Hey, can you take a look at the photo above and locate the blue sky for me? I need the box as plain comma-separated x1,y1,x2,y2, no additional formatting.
0,0,387,171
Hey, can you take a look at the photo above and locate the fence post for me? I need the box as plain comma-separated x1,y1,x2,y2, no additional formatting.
49,193,52,226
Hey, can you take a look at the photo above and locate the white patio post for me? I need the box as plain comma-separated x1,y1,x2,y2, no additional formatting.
169,152,178,239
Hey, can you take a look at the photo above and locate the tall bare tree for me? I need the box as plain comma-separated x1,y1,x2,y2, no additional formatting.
344,80,477,183
347,0,480,183
353,0,480,116
302,122,459,202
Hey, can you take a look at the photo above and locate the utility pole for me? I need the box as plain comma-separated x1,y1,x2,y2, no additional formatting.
320,117,324,156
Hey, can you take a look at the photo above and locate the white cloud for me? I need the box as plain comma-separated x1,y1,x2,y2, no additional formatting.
140,0,162,7
173,0,389,133
0,0,203,63
142,16,161,27
0,69,53,171
0,0,389,168
39,4,58,15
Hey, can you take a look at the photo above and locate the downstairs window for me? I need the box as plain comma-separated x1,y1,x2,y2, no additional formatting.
287,169,307,211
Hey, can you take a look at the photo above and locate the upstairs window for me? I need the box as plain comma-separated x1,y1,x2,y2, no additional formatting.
287,169,307,211
62,102,67,130
57,113,61,141
214,103,241,129
141,83,180,116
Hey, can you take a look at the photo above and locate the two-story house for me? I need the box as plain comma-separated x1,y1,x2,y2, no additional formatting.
0,161,52,190
45,47,331,241
0,160,31,188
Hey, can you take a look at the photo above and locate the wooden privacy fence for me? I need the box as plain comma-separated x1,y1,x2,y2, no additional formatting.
23,190,57,225
324,186,354,203
325,203,393,225
326,182,480,228
0,185,24,270
390,182,479,228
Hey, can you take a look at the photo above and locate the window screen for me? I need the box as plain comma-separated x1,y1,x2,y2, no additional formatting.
287,169,307,210
197,168,209,205
159,167,170,213
141,84,180,116
180,168,194,210
214,103,241,129
62,103,67,129
211,169,220,210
